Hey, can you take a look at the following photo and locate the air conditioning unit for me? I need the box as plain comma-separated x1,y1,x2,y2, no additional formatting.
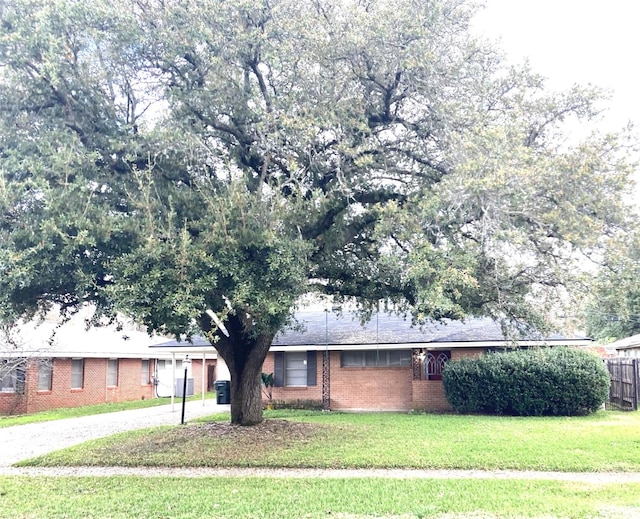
175,378,194,397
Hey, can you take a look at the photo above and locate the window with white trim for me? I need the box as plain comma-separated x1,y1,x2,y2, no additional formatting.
273,351,316,387
71,358,84,389
341,350,412,367
141,359,151,385
107,359,118,387
38,359,53,391
0,360,25,393
285,352,308,386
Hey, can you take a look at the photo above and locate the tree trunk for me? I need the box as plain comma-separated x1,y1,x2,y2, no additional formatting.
211,322,274,426
228,361,264,425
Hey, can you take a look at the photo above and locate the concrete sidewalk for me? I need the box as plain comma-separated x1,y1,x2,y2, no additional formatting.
2,465,640,482
0,400,228,466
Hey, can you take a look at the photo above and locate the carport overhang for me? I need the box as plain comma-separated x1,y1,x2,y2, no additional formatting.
149,341,219,411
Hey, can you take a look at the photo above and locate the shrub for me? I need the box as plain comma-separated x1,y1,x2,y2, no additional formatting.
269,399,324,411
442,347,610,416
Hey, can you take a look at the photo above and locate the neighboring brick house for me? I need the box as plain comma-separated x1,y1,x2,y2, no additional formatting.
0,316,218,415
154,310,593,413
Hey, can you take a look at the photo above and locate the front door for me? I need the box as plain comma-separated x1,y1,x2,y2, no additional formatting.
207,364,216,392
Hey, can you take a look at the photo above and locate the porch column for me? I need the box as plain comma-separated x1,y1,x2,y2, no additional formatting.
201,353,206,406
322,350,330,411
412,348,425,380
171,352,176,412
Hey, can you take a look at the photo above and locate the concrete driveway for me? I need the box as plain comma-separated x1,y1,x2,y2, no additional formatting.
0,400,228,466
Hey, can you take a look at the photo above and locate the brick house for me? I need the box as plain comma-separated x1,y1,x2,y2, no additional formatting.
154,309,592,413
0,317,219,415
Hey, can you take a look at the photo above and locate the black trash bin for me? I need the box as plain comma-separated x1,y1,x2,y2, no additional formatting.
214,380,231,405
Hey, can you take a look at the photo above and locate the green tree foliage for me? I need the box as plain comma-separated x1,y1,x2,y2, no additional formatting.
443,347,610,416
0,0,635,423
584,227,640,342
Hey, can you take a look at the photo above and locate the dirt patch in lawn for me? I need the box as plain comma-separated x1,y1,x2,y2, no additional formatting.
183,419,322,443
93,419,333,467
182,419,329,464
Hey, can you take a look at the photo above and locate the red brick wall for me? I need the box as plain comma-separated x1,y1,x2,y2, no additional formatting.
18,358,156,413
0,388,27,415
0,357,218,416
262,348,487,413
411,348,485,412
411,380,451,411
2,347,489,416
330,351,412,410
262,353,323,404
104,359,156,405
263,350,412,411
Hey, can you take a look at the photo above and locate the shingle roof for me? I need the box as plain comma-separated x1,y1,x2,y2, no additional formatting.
152,310,590,350
271,311,587,346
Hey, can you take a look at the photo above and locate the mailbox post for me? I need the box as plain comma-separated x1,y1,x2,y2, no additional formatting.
180,356,191,425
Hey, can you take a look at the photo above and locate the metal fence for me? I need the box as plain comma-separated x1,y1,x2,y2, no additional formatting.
605,358,639,411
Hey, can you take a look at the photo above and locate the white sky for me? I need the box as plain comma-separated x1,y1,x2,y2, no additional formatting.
472,0,640,133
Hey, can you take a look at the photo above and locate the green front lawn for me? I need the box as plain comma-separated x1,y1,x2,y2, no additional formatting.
7,410,640,518
20,410,640,473
1,476,639,519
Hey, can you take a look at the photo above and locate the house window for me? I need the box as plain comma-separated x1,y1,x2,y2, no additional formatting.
141,360,151,385
425,351,451,380
285,352,308,386
341,350,412,367
107,359,118,387
71,358,84,389
156,359,182,371
0,361,25,393
484,347,526,354
38,359,53,391
273,351,317,387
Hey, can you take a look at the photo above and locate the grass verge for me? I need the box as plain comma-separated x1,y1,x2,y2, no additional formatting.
19,410,640,472
0,393,215,428
1,476,639,519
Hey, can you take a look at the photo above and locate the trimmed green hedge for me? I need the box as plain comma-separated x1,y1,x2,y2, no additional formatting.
442,347,610,416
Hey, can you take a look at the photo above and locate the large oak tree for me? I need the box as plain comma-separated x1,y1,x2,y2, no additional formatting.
583,226,640,342
0,0,636,424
